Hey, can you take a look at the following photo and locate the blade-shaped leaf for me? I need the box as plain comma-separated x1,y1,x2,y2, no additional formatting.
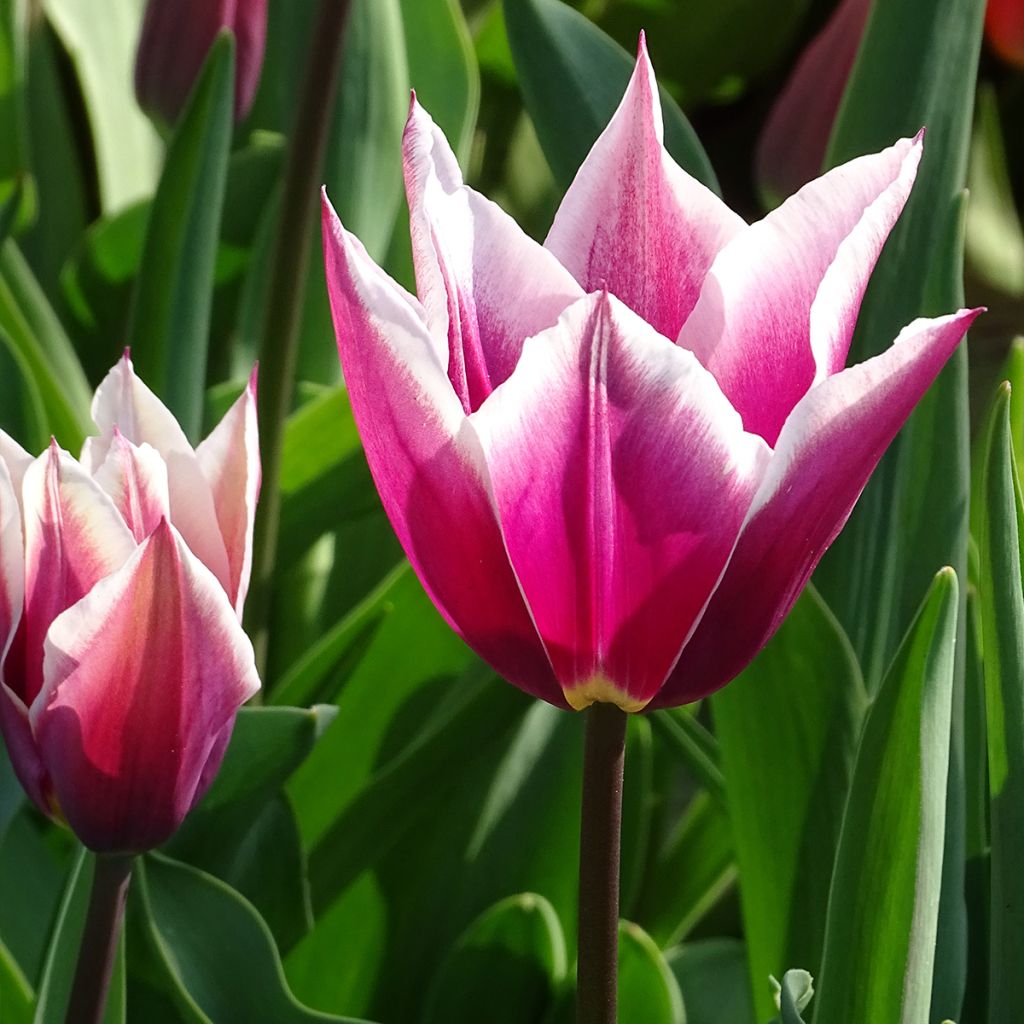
666,939,756,1024
814,568,959,1024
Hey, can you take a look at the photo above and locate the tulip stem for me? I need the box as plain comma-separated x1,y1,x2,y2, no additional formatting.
577,702,628,1024
246,0,355,675
64,853,133,1024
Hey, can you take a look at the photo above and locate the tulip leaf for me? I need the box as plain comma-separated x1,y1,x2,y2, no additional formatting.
31,851,126,1024
0,729,24,845
41,0,161,212
650,707,725,804
0,0,31,223
814,568,958,1024
710,585,866,1021
666,939,756,1024
0,939,32,1024
979,383,1024,1021
618,922,686,1024
136,854,372,1024
422,893,566,1024
503,0,719,194
128,34,234,441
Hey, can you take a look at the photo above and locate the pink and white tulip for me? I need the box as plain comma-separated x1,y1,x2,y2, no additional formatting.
322,39,980,714
0,355,261,852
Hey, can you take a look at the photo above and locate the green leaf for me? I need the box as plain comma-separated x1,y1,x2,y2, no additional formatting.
666,939,756,1024
814,568,959,1024
32,851,127,1024
423,893,566,1024
503,0,718,193
979,383,1024,1023
0,0,32,225
649,708,725,805
711,586,866,1021
41,0,161,211
399,0,479,166
618,922,686,1024
0,939,32,1024
137,855,372,1024
128,34,234,440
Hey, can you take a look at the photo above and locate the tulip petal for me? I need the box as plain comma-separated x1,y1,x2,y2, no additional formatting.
194,369,260,615
86,353,232,595
32,519,260,853
92,431,171,543
403,99,582,412
471,291,770,710
323,194,560,704
544,36,744,341
0,430,33,495
680,135,922,445
19,444,137,709
655,307,981,707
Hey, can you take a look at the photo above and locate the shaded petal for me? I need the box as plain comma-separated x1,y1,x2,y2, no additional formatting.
19,444,136,709
680,135,922,445
194,368,261,615
0,430,33,496
471,292,770,710
32,519,260,853
86,353,232,593
92,431,171,543
403,99,582,412
323,194,560,704
544,36,744,341
755,0,873,204
655,307,981,708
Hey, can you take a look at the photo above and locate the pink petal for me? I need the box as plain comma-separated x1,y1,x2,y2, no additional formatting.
86,353,232,595
680,135,922,445
403,99,582,412
19,444,136,710
544,35,744,342
654,307,981,708
755,0,873,204
92,431,171,543
322,193,560,705
31,519,260,853
194,369,261,616
471,291,770,711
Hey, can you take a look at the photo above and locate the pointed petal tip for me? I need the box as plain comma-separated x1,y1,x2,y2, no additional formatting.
246,363,259,395
636,29,649,60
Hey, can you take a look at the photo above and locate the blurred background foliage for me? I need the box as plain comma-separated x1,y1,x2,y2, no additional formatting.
0,0,1020,1021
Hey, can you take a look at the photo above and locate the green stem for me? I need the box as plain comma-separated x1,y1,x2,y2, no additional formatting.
577,703,628,1024
245,0,355,675
64,853,133,1024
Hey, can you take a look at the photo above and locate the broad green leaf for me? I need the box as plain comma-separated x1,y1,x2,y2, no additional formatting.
502,0,719,193
711,586,866,1020
814,569,959,1024
0,737,22,846
618,922,685,1024
399,0,479,166
635,790,734,947
0,940,32,1024
41,0,160,211
423,893,566,1024
666,939,756,1024
127,35,234,440
31,851,127,1024
979,384,1024,1023
137,855,371,1024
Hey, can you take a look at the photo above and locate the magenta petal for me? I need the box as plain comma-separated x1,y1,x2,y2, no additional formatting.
31,520,260,853
655,307,981,708
544,36,744,341
681,135,922,445
403,100,582,411
92,431,171,543
471,292,769,710
322,193,561,705
195,369,261,615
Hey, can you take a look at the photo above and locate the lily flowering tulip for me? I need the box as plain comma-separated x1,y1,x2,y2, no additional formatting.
135,0,268,125
322,39,980,715
0,355,261,852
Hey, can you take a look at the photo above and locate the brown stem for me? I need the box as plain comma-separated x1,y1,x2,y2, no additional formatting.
577,703,628,1024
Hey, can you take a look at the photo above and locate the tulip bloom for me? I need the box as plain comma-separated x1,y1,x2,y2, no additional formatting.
322,40,979,715
0,355,261,852
135,0,268,125
986,0,1024,68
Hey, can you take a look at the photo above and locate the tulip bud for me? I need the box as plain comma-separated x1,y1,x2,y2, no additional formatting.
134,0,268,126
986,0,1024,68
0,355,261,852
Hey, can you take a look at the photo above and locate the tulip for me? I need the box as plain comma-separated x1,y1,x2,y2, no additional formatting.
0,354,261,853
986,0,1024,68
134,0,269,126
321,39,979,717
